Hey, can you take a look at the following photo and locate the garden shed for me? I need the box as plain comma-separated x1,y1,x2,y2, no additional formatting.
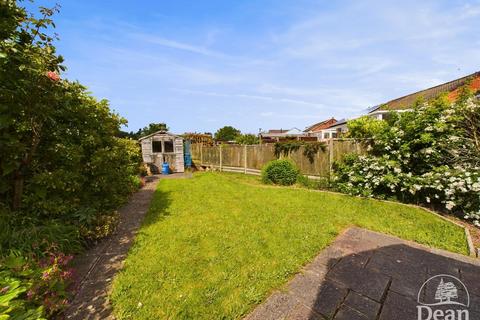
139,131,185,173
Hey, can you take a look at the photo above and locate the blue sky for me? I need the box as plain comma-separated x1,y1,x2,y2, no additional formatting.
30,0,480,134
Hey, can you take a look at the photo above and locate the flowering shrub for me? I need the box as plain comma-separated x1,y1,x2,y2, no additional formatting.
0,251,74,319
333,90,480,226
46,71,60,82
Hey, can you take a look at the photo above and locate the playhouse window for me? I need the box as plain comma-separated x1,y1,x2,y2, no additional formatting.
164,140,174,153
152,141,162,153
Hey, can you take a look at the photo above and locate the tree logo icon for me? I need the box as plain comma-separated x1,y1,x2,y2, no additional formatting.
435,277,458,304
417,274,470,320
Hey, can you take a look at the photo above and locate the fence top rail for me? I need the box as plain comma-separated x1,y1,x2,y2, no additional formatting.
192,138,370,146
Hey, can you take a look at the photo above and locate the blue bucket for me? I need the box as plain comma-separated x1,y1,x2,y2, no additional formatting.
161,162,170,175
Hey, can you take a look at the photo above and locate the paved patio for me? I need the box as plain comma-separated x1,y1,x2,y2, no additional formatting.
245,227,480,320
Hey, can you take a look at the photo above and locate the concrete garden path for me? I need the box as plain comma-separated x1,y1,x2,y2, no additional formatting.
245,227,480,320
65,173,191,320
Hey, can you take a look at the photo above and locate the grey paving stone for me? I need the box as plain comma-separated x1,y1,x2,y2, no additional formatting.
389,275,425,300
327,261,390,301
244,292,297,320
333,252,371,270
310,280,348,319
334,305,368,320
379,291,417,320
461,267,480,297
288,271,330,307
469,293,480,314
285,303,325,320
344,291,381,319
367,251,422,278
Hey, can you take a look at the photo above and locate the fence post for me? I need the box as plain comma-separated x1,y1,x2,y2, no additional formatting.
244,145,247,174
200,143,203,165
329,139,334,177
219,144,223,171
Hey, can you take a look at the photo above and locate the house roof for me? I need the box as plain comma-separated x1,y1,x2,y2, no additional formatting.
327,118,348,128
138,130,180,141
373,71,480,112
304,118,337,132
261,127,307,137
267,129,289,134
285,128,304,135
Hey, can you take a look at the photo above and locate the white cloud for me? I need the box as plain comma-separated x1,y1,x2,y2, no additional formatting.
169,88,327,108
130,33,228,58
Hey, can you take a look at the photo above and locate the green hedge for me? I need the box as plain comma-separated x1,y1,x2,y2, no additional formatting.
261,159,299,186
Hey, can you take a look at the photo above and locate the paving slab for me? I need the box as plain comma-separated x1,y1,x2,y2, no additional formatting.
245,227,480,320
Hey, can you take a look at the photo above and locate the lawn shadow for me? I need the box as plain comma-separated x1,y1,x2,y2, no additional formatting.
138,187,173,229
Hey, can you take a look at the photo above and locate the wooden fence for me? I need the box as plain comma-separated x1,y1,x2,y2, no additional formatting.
190,139,365,178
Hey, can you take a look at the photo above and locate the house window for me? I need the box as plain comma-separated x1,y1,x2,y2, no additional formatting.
323,132,330,139
164,140,174,153
152,141,162,153
332,132,338,138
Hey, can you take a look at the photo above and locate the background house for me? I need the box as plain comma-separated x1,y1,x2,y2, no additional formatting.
303,118,338,140
305,71,480,138
260,128,314,143
367,71,480,119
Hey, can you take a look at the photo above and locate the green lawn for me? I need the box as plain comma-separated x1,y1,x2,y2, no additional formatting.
111,172,468,319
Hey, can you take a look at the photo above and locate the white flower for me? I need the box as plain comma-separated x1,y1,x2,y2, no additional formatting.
445,201,455,210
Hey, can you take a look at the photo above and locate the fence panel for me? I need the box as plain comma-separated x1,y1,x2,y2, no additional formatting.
222,145,244,167
202,145,220,165
246,145,276,170
191,143,202,161
191,140,364,177
332,140,365,163
287,146,330,177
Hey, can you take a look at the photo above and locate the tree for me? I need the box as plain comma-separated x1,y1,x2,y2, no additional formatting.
0,1,142,217
0,2,64,209
214,126,240,142
235,133,259,145
120,122,169,139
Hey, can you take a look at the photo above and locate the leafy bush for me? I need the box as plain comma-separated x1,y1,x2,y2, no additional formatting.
78,211,119,244
0,2,143,317
0,2,142,253
0,212,83,257
235,133,259,145
262,159,299,185
334,90,480,225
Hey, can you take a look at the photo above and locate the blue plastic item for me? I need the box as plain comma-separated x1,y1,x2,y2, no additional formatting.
184,154,192,168
162,162,170,175
184,141,192,168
